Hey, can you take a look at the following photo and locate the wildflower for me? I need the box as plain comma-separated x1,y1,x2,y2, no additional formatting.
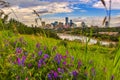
16,48,22,54
38,59,44,64
38,51,42,56
63,61,67,65
21,56,26,66
91,67,96,77
111,75,115,80
28,63,32,68
78,60,82,68
57,68,64,73
57,68,61,72
53,71,58,78
38,59,44,68
36,43,40,48
17,58,21,65
63,55,67,59
71,56,74,61
47,73,52,80
13,41,17,46
54,54,62,64
38,63,42,68
43,54,49,59
72,70,78,77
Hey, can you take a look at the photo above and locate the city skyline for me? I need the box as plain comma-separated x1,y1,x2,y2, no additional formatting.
2,0,120,26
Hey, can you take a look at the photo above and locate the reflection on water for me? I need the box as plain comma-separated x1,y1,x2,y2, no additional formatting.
57,33,116,46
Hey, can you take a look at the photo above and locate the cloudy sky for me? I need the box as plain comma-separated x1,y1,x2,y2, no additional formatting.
2,0,120,27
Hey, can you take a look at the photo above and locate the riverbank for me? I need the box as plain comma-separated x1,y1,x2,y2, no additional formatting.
57,33,117,47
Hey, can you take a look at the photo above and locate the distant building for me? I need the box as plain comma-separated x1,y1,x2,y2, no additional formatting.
70,20,73,27
65,17,69,25
52,21,58,27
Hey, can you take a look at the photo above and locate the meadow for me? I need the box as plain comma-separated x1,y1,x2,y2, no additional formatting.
0,30,120,80
0,1,120,79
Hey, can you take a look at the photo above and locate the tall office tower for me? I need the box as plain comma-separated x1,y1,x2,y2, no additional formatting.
65,17,69,25
70,20,73,27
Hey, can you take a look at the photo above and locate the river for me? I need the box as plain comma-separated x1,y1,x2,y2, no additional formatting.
57,33,116,46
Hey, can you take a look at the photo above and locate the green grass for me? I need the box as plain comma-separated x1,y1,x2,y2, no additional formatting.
0,30,119,80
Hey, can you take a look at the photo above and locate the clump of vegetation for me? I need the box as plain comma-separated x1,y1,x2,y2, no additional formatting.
0,28,120,80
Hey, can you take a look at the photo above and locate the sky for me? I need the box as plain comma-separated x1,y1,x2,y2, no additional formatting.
2,0,120,27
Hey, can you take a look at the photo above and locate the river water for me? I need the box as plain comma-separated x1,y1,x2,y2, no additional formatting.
57,33,116,46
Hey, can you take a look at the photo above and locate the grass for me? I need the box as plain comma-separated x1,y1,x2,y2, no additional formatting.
0,30,119,80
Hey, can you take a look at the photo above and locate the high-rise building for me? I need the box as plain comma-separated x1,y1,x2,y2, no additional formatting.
65,17,69,25
70,20,73,27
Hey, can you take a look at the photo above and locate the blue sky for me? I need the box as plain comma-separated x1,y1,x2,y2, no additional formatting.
2,0,120,26
41,1,120,18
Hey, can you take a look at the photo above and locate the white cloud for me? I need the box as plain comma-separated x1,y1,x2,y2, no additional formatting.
93,0,120,10
79,0,90,3
2,1,73,26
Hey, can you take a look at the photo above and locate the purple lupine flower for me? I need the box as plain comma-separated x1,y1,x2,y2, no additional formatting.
21,56,26,65
43,54,49,59
57,54,62,60
91,67,96,76
38,59,44,68
54,54,62,64
57,68,61,72
17,58,21,65
62,55,67,59
38,63,42,68
72,70,78,77
48,73,52,80
111,75,115,80
28,63,32,68
38,59,44,64
16,48,22,54
36,43,40,48
53,71,58,78
13,41,17,46
71,56,74,61
63,61,67,65
78,60,82,68
38,51,42,56
57,68,64,73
